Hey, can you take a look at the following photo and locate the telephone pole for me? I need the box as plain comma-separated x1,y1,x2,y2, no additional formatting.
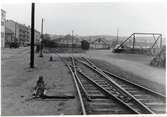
116,28,119,44
39,18,44,57
72,30,74,53
30,3,35,68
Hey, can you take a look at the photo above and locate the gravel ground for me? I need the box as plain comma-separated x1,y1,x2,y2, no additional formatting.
1,48,80,116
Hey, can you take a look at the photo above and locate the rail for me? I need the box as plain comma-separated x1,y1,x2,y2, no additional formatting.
77,57,155,114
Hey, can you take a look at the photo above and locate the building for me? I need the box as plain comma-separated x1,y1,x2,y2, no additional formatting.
54,34,81,47
28,26,40,45
5,27,14,47
6,20,29,46
6,20,40,47
1,9,6,47
18,23,29,46
90,38,110,49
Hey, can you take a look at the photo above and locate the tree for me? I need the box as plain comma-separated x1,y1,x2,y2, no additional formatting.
64,34,72,40
81,40,90,50
43,34,51,40
42,34,56,48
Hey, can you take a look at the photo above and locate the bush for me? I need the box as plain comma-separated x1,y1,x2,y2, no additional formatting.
42,39,57,48
81,40,90,50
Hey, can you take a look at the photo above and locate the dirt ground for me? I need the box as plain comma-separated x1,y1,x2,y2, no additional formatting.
1,47,166,115
1,47,80,116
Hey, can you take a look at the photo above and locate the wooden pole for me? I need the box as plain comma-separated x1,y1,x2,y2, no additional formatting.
72,30,74,53
30,3,35,68
116,28,119,44
133,34,135,49
160,34,162,48
39,18,44,57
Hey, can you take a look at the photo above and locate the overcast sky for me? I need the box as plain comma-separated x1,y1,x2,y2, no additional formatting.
2,2,166,36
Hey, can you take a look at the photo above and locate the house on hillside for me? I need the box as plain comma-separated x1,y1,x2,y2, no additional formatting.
53,35,81,47
90,38,110,49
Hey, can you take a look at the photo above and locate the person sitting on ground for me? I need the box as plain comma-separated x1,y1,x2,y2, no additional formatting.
32,76,47,97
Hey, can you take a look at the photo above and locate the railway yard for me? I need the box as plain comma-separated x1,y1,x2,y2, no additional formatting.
1,47,166,115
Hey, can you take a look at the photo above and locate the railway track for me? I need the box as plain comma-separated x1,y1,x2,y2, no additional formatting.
59,55,166,114
78,57,166,114
63,56,138,115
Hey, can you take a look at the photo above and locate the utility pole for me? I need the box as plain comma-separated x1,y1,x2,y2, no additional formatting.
14,23,16,43
72,30,74,53
39,18,44,57
116,28,119,44
160,34,162,48
133,34,135,49
30,3,35,68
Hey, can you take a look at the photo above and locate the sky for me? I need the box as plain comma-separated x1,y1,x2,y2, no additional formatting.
1,2,166,36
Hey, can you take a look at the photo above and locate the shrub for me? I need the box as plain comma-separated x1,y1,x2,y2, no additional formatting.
42,39,57,48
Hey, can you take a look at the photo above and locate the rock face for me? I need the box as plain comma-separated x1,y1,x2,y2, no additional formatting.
150,46,166,68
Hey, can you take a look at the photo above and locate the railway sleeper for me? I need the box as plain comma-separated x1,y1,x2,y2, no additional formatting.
121,87,137,91
88,102,117,108
87,110,131,114
90,98,117,103
88,93,106,97
144,102,166,106
85,87,101,90
87,90,103,94
151,108,166,114
87,108,132,114
148,105,166,110
133,94,157,99
139,99,165,104
89,95,111,99
104,89,132,102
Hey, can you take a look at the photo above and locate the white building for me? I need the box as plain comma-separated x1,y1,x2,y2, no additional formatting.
6,20,29,46
6,20,40,46
1,9,6,47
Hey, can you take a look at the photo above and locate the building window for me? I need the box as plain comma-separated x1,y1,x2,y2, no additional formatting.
1,21,5,26
2,12,5,17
